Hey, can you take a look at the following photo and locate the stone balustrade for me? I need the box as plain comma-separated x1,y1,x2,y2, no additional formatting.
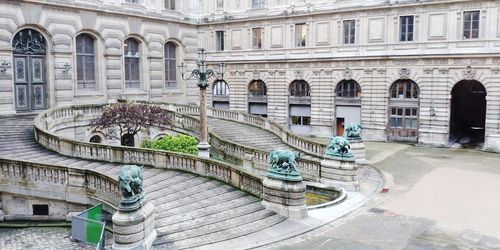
36,104,323,182
34,105,265,198
0,158,121,212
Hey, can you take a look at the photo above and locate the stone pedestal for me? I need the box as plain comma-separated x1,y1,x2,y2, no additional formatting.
112,200,156,250
349,140,366,164
320,158,360,192
261,177,308,219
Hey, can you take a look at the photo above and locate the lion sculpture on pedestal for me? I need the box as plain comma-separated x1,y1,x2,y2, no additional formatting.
267,150,302,181
324,136,354,160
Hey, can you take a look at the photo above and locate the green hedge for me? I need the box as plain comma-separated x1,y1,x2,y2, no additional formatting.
141,134,198,155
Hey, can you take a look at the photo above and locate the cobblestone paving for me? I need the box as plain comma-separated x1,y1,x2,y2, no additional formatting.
0,227,93,250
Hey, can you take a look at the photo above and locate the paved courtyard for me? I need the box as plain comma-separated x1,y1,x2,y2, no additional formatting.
268,142,500,250
0,227,93,250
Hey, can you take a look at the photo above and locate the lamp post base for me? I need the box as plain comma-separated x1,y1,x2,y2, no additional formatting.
197,141,210,158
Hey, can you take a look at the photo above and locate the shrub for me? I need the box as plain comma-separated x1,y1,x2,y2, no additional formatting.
141,134,198,155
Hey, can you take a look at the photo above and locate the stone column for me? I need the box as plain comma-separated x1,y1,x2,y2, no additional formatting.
198,86,210,158
112,165,157,250
261,150,308,219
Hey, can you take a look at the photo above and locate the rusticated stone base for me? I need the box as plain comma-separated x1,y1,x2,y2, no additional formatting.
261,178,308,219
320,158,360,192
112,200,156,250
350,140,366,164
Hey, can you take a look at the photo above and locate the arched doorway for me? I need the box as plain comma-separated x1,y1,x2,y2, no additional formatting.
335,79,361,136
388,79,420,142
248,80,267,117
89,135,102,143
12,28,48,111
449,80,486,145
121,133,135,147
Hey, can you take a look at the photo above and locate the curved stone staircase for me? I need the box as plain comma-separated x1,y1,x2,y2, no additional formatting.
0,115,288,249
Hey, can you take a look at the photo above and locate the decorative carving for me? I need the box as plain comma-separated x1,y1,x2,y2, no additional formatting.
118,165,146,210
399,68,411,79
343,68,352,80
268,150,302,181
345,124,362,141
439,68,449,74
324,136,354,160
12,29,47,55
423,68,433,74
492,68,500,75
463,66,475,80
294,69,304,79
0,61,9,74
252,70,260,79
364,69,373,74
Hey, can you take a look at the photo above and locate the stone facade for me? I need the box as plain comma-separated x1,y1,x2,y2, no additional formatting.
1,0,500,151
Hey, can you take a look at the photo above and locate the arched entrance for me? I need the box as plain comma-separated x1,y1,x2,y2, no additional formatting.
449,80,486,145
334,79,361,136
248,80,268,117
12,28,48,111
212,80,230,110
387,79,420,142
289,80,311,135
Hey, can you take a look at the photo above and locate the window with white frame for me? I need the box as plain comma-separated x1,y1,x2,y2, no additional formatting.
252,0,264,9
463,11,480,39
295,23,306,47
216,31,224,51
343,20,356,44
165,0,175,10
164,42,177,89
252,28,263,49
400,15,414,42
124,38,140,89
76,34,96,90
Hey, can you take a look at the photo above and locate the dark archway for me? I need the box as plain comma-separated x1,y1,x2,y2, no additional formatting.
450,80,486,145
121,133,135,147
89,135,102,143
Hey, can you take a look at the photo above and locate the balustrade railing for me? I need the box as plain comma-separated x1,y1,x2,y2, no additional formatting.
34,105,266,197
0,158,121,210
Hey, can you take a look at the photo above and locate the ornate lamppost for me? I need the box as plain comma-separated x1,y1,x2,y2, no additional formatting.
178,48,226,157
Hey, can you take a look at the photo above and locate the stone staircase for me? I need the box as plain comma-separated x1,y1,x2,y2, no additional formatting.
0,115,287,249
207,117,322,162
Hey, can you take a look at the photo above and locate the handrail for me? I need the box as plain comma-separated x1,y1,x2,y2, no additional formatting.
34,105,265,197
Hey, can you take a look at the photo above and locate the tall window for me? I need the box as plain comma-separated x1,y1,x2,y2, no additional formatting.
252,28,263,49
343,20,356,44
124,38,140,89
463,11,480,39
165,0,175,10
164,42,177,88
213,80,230,110
295,24,306,47
252,0,264,9
336,80,361,98
76,34,96,90
126,0,139,3
216,31,224,51
400,16,414,42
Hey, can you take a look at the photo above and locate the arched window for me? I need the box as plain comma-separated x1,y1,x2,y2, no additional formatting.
89,135,102,143
289,80,310,97
121,133,135,147
213,80,229,96
76,34,96,90
248,80,267,96
124,38,140,89
336,80,361,98
164,42,177,88
213,80,230,110
390,79,419,99
388,79,420,142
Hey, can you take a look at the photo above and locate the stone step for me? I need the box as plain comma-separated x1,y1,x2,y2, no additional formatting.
154,213,285,249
